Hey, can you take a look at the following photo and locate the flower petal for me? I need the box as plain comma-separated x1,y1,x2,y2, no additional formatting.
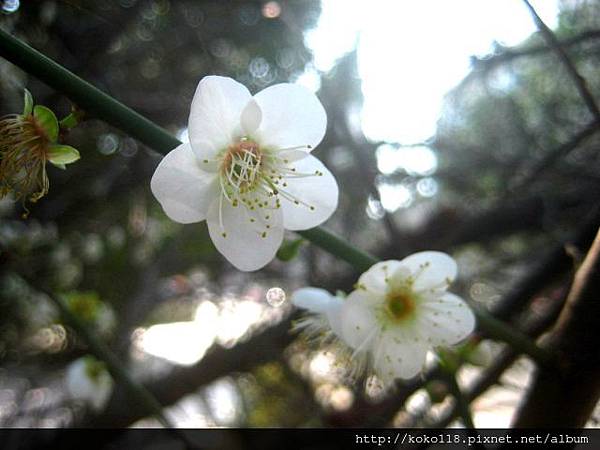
151,143,218,224
401,251,458,291
206,196,284,271
278,149,311,162
253,83,327,151
188,76,252,159
241,99,262,136
279,154,339,230
291,287,335,313
325,301,345,339
357,260,404,296
373,334,428,382
340,290,379,350
417,292,476,345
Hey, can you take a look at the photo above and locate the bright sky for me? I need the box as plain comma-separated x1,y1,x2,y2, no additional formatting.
299,0,559,212
303,0,559,144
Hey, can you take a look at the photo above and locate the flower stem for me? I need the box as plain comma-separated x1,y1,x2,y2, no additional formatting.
297,228,378,272
0,28,179,154
441,369,476,429
0,28,379,271
0,29,555,368
473,306,554,367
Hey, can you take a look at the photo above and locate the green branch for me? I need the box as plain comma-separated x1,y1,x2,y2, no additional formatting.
0,27,378,272
297,228,378,272
0,28,554,368
0,27,178,154
473,306,554,367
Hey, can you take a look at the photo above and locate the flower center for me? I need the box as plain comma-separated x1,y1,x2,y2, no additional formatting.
205,137,322,239
385,290,415,322
220,138,262,193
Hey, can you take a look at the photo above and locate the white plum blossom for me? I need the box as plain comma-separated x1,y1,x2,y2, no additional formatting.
66,356,114,412
343,252,475,384
151,76,338,271
291,252,476,387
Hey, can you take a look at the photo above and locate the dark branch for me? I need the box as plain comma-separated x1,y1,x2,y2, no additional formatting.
89,315,296,427
513,227,600,427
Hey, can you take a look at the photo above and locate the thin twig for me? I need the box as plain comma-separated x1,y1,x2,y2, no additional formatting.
509,120,600,208
469,29,600,74
522,0,600,123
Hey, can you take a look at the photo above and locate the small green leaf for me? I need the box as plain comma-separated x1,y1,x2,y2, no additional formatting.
23,89,33,116
47,145,80,165
276,238,304,261
33,105,59,142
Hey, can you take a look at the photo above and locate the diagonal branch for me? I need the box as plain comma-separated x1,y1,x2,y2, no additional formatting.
0,28,377,273
473,29,600,69
513,227,600,427
508,120,600,194
522,0,600,123
89,315,296,427
459,29,600,95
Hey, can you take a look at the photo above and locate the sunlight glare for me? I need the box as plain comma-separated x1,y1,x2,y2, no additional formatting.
378,182,412,212
306,0,558,143
376,144,437,175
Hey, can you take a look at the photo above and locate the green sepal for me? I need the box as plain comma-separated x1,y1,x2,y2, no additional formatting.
23,89,33,116
276,237,304,261
33,105,59,142
437,348,461,374
47,145,80,165
60,112,79,130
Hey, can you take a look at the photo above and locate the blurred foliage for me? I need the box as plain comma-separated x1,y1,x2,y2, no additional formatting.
240,362,316,427
1,0,600,431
